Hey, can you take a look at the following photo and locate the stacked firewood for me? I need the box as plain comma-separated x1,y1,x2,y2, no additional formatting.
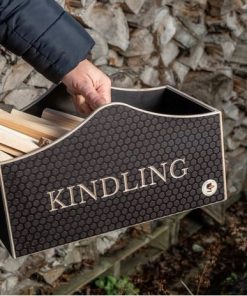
63,0,247,196
0,108,83,162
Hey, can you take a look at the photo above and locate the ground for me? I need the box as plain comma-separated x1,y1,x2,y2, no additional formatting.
79,192,247,295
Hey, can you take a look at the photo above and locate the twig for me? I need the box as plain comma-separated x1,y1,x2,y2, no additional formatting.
180,279,194,295
196,263,208,295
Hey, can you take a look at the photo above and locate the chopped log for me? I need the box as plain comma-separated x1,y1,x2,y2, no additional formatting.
140,66,160,87
2,60,33,93
111,71,136,88
125,0,156,28
3,88,44,110
174,22,197,48
0,109,67,140
82,3,129,51
161,41,179,67
154,8,176,46
85,29,108,62
224,11,244,37
178,43,204,70
67,0,82,8
124,0,145,15
123,28,154,57
41,108,84,130
108,50,124,68
172,61,189,84
231,43,247,65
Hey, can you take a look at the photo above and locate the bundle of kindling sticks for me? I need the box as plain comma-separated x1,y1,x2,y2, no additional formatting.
0,108,84,162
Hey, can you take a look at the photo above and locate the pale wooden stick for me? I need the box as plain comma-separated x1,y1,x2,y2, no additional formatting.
0,144,23,157
0,151,13,162
0,109,67,140
0,126,39,153
11,109,67,130
42,108,84,130
0,123,39,141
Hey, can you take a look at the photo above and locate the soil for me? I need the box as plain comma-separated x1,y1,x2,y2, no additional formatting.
81,192,247,295
131,192,247,295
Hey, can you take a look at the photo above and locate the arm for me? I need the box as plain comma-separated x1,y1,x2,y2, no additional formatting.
0,0,111,113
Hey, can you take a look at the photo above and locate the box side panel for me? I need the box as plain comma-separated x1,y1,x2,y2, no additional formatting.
1,105,226,256
0,171,14,256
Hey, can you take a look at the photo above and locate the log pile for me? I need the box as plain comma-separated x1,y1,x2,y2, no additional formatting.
0,0,246,294
63,0,247,197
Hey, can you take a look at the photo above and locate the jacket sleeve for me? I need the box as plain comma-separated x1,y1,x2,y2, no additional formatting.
0,0,95,83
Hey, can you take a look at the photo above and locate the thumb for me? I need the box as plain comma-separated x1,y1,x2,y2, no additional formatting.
79,83,106,110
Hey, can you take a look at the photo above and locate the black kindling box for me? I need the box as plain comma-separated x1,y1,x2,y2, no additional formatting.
0,85,227,257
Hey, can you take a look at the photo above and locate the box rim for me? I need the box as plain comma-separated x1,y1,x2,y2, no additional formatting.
219,111,228,202
0,101,221,166
0,167,16,258
112,85,217,113
22,85,218,114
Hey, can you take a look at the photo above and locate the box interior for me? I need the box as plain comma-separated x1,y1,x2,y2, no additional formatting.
112,87,213,115
24,84,214,117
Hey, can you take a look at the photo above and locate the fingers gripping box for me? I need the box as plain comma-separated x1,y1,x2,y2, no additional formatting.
0,85,227,257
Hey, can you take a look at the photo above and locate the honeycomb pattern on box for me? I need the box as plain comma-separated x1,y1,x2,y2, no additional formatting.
1,104,225,256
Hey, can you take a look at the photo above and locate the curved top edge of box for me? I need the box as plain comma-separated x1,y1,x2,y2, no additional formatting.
0,102,220,166
114,85,218,113
21,84,218,114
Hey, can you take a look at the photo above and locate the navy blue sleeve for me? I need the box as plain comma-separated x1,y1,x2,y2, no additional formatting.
0,0,95,83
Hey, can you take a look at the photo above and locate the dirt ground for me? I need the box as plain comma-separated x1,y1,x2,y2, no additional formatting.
81,192,247,295
131,193,247,295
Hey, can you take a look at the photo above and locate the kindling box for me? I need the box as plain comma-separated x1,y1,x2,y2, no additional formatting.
0,85,227,257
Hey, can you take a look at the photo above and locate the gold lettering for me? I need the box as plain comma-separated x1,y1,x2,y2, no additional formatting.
78,180,98,203
48,188,67,212
138,167,148,188
101,176,120,198
170,158,188,179
46,158,189,212
122,171,139,192
67,186,78,207
149,162,167,185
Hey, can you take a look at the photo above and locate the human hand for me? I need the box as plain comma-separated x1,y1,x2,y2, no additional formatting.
62,59,111,115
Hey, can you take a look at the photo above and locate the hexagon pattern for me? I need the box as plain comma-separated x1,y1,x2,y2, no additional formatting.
1,104,225,256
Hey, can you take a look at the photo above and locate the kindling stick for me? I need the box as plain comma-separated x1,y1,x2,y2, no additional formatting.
0,151,13,162
11,109,66,129
0,109,67,140
0,126,39,153
42,108,84,130
0,144,23,157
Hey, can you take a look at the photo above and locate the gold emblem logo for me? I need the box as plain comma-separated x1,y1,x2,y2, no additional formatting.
202,179,217,196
